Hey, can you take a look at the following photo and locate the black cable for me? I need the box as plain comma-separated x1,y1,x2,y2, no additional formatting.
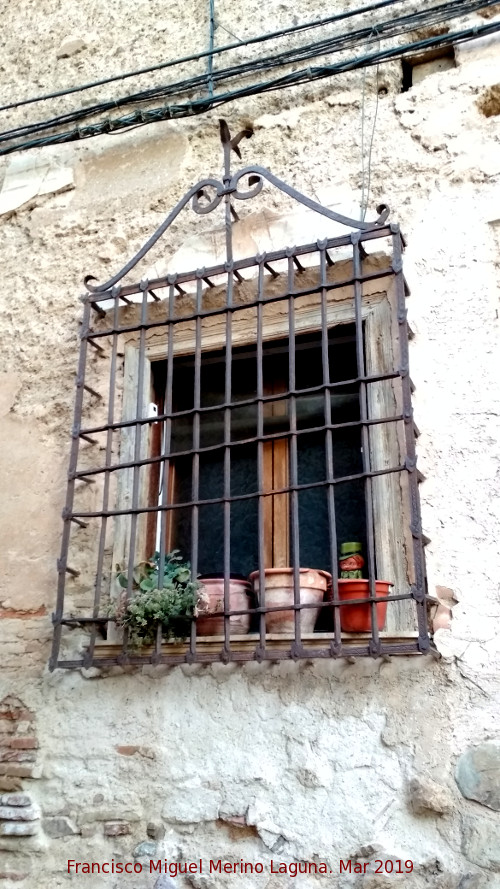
0,0,410,113
0,0,493,146
1,18,499,156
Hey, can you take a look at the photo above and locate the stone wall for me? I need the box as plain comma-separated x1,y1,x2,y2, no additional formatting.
1,1,500,886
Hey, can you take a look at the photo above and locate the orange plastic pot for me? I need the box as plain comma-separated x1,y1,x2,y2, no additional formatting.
337,579,391,632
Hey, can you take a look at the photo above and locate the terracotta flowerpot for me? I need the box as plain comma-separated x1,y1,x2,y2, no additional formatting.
196,577,252,636
337,579,391,632
249,568,331,634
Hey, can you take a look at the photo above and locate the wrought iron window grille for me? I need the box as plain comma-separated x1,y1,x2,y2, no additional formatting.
50,120,432,670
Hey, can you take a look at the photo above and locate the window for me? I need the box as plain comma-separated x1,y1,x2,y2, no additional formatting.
50,151,431,669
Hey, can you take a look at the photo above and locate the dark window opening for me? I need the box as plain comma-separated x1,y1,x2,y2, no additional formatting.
150,326,367,579
401,46,456,92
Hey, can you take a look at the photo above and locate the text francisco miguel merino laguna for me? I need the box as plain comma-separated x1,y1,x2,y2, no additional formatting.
67,858,414,876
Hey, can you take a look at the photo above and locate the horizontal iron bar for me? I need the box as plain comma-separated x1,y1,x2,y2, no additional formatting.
68,463,407,519
74,413,404,479
54,640,423,669
79,371,402,436
85,228,394,303
54,590,418,627
83,266,396,339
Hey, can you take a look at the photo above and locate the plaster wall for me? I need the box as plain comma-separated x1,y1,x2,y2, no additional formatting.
0,2,500,887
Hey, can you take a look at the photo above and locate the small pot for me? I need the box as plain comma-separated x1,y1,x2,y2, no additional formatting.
196,576,252,636
337,579,391,632
249,568,331,634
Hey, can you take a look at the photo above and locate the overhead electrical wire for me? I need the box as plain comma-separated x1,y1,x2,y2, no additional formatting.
1,0,493,138
0,0,493,143
1,3,499,156
0,0,418,114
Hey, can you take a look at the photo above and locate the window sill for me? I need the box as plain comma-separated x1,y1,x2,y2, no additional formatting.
76,632,428,667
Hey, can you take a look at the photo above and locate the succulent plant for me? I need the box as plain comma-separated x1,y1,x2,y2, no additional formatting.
113,550,204,646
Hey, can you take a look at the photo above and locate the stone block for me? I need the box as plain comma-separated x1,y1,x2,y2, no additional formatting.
79,808,141,824
133,841,157,858
456,742,500,811
0,822,37,836
147,822,165,840
0,805,38,821
154,877,177,889
42,817,78,838
103,821,131,837
56,36,87,58
0,794,31,807
462,812,500,870
409,776,454,815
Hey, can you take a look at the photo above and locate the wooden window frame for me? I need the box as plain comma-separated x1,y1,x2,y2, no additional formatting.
111,254,415,638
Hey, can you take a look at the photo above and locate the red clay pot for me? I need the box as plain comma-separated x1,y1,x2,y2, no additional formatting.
337,579,391,632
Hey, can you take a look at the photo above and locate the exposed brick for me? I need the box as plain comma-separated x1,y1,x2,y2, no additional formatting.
0,777,23,792
10,739,38,750
0,822,37,836
103,821,131,837
0,752,36,763
0,805,38,821
116,745,140,756
0,765,34,778
0,712,34,723
0,724,18,736
0,608,47,619
0,794,31,807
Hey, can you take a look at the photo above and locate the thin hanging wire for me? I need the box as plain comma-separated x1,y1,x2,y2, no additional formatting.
207,0,216,98
360,29,381,221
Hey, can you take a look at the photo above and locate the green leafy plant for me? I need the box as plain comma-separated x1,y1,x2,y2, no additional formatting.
113,550,204,647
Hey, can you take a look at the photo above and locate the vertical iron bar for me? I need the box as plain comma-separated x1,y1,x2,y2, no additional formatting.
256,259,266,654
156,283,177,662
85,288,120,667
223,280,233,656
50,299,92,671
222,142,234,659
123,283,149,652
287,252,301,652
319,243,342,652
190,277,203,656
392,228,429,651
352,233,380,655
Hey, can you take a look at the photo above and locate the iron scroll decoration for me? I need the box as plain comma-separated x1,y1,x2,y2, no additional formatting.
84,119,390,295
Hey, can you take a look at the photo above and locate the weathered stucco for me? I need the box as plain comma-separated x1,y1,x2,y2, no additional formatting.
1,1,500,886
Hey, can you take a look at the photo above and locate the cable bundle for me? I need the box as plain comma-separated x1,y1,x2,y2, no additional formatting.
1,0,499,155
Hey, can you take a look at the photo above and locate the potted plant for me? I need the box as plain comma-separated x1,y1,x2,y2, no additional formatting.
113,550,204,647
249,568,331,634
337,579,391,632
196,575,253,636
337,542,390,632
